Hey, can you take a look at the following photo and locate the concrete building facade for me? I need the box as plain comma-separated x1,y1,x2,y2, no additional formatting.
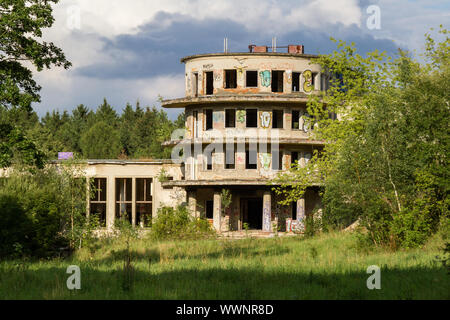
160,45,326,233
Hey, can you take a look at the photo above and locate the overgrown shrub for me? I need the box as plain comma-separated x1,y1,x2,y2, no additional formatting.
151,205,215,240
0,165,89,258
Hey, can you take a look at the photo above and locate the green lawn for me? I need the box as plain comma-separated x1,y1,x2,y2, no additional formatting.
0,232,448,299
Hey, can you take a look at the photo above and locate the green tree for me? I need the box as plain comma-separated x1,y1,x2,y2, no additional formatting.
273,27,449,248
80,121,121,159
0,0,71,110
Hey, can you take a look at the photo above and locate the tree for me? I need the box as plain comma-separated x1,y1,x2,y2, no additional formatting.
273,27,449,248
1,0,71,167
0,0,71,110
80,121,121,159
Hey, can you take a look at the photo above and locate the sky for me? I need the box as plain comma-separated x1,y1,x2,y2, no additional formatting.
33,0,450,119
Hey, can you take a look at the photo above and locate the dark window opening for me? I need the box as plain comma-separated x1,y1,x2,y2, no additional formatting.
246,109,257,128
292,110,300,129
246,148,257,169
292,202,297,220
246,71,258,87
136,178,152,227
271,70,284,92
205,71,213,95
291,151,299,167
205,148,213,170
225,109,236,128
272,110,283,128
225,69,237,88
116,178,132,223
205,109,213,130
225,145,235,169
292,72,300,92
272,150,283,170
206,200,214,219
90,178,107,227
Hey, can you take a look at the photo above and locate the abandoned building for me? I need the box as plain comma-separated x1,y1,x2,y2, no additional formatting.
2,44,326,233
159,44,325,232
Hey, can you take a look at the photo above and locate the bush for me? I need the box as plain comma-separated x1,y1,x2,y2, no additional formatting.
0,195,34,257
0,165,88,258
151,205,215,240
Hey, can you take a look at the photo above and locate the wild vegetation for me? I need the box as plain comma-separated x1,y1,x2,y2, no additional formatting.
0,231,447,299
274,27,449,249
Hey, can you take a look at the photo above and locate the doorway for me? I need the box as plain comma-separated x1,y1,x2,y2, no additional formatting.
241,198,263,230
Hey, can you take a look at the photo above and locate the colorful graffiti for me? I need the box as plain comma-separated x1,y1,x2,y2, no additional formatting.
302,70,313,93
259,153,271,170
259,70,271,87
236,110,246,123
263,205,271,231
259,111,272,129
213,111,224,123
286,70,292,84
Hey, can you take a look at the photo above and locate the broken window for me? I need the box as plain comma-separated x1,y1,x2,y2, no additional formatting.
246,70,258,87
90,178,107,227
225,144,235,169
204,148,213,170
225,109,236,128
205,200,214,219
271,70,284,92
291,151,299,167
272,149,283,170
272,110,283,128
292,72,301,92
115,178,132,223
225,69,237,89
136,178,152,227
292,110,300,129
245,147,257,169
292,201,297,220
246,109,257,128
205,71,213,95
205,109,213,130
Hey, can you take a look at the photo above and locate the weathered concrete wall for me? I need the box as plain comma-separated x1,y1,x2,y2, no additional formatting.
184,54,323,97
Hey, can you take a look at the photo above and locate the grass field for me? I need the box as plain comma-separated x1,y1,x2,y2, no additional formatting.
0,231,448,300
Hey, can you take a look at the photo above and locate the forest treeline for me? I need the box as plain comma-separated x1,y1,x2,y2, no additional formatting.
1,99,185,161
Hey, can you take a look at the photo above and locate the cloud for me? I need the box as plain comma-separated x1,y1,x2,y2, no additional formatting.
30,0,449,119
74,11,399,80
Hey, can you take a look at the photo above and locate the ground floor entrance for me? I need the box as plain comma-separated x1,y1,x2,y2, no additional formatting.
241,197,263,230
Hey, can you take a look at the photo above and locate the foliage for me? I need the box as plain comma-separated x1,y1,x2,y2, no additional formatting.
0,0,71,110
151,205,215,240
273,27,449,248
0,163,90,258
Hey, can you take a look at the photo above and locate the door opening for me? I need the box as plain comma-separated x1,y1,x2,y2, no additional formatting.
241,198,263,230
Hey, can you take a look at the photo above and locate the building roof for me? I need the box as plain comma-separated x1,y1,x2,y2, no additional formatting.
180,52,319,63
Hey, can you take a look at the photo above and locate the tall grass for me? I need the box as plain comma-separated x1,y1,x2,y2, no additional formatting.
0,231,448,299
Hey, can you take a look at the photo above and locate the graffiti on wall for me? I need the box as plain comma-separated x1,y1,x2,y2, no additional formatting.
263,204,271,231
213,111,224,124
302,70,313,93
203,64,213,69
286,70,292,84
213,70,222,82
259,70,271,87
259,111,272,129
259,153,271,170
236,110,246,123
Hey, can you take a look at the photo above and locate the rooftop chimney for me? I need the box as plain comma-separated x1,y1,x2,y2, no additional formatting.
249,44,268,53
288,45,304,54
